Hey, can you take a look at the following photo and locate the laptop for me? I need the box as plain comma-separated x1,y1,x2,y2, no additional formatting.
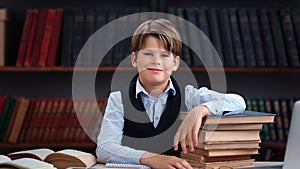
242,100,300,169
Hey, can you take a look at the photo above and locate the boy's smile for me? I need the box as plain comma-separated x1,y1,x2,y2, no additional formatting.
131,36,180,96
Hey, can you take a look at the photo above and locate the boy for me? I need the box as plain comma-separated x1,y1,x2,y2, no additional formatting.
96,19,246,169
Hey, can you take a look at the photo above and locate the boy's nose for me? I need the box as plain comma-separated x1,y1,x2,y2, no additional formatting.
151,54,161,64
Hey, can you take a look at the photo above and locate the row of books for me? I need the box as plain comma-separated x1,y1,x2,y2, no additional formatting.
181,110,275,168
0,95,298,144
15,7,300,67
245,97,297,142
0,96,106,144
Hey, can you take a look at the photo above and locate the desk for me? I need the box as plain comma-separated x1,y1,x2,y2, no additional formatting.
91,162,284,168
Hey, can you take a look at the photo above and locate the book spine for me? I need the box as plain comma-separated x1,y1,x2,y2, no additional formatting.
46,8,63,67
248,8,266,67
280,9,300,67
38,9,55,67
185,8,203,67
60,9,73,66
218,8,236,67
258,9,277,67
16,10,33,67
268,9,289,67
23,10,39,67
228,8,245,67
238,8,256,67
30,9,48,67
207,8,224,66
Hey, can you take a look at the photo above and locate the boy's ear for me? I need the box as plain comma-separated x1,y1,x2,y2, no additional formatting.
131,52,137,68
172,55,180,71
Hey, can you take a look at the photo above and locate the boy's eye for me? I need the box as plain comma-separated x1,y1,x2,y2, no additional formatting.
161,54,169,57
143,52,153,56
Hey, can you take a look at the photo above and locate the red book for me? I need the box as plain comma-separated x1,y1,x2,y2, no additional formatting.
24,98,41,143
23,10,39,67
38,9,56,67
46,9,63,67
18,99,35,143
29,9,47,67
16,10,33,67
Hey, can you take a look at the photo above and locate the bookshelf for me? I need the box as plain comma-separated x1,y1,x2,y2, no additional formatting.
0,0,299,161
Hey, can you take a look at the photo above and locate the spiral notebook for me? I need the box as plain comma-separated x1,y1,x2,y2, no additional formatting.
105,162,151,169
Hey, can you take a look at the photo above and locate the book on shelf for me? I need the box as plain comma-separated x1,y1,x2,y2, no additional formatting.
248,8,266,67
7,148,97,169
0,8,7,66
0,155,56,169
258,8,277,67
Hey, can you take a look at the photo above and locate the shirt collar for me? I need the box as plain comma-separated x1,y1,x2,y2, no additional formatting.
135,78,176,98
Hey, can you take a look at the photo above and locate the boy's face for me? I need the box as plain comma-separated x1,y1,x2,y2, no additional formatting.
131,36,180,89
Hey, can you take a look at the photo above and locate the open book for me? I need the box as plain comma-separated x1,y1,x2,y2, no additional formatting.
6,148,97,169
0,155,56,169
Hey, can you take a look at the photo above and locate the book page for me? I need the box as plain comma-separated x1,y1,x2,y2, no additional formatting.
0,158,55,169
8,148,55,161
45,149,97,168
0,155,11,163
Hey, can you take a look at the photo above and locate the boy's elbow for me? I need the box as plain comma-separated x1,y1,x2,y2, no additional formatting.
237,95,246,110
96,145,109,163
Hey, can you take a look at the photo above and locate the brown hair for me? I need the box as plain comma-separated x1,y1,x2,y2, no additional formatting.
131,19,182,56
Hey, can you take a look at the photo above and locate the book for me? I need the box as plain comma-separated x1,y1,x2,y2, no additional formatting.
0,156,56,169
192,147,259,157
248,8,266,67
228,8,245,67
23,9,39,67
218,8,236,67
0,9,7,66
186,159,254,168
258,8,277,67
268,9,289,67
7,97,30,143
202,123,263,131
181,153,251,163
196,141,260,150
280,9,300,67
198,130,261,143
16,9,33,67
38,9,55,67
238,8,256,67
207,8,224,66
182,110,275,125
46,8,63,67
8,148,97,169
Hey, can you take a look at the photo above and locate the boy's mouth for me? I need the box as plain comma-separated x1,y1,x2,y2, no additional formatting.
147,68,163,72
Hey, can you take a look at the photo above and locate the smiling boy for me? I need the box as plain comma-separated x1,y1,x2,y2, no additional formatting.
96,19,246,169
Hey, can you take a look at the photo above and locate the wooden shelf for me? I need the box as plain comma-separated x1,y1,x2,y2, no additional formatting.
0,66,300,72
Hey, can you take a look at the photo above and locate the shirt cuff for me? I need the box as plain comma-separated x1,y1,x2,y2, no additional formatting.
200,101,224,115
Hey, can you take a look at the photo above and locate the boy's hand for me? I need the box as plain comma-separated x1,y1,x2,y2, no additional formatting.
173,105,212,153
140,152,192,169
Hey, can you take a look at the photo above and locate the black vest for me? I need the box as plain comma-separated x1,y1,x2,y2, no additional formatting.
121,74,182,157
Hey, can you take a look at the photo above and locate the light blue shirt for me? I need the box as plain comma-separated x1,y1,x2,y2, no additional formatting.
96,78,246,164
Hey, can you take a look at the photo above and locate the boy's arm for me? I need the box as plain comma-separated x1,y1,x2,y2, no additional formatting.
173,85,246,153
96,91,145,164
184,85,246,115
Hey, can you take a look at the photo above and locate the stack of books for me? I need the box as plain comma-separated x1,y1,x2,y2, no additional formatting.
181,110,275,168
